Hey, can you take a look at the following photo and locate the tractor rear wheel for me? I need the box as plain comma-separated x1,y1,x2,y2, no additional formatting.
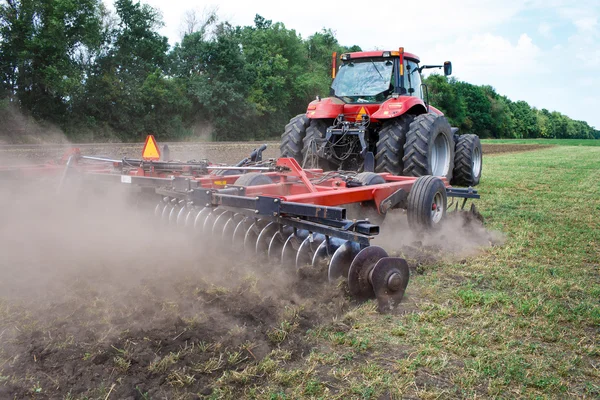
302,119,334,170
451,134,482,186
280,114,309,163
375,117,411,175
407,175,447,232
402,114,455,181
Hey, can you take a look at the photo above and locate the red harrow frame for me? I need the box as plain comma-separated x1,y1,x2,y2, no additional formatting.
2,143,480,311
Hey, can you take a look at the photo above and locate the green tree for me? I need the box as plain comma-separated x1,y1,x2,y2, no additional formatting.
0,0,103,123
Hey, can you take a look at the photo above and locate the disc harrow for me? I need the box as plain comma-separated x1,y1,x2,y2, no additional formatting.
8,142,480,312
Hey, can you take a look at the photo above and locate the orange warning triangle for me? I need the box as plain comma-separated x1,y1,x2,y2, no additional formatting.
356,107,368,121
142,135,161,161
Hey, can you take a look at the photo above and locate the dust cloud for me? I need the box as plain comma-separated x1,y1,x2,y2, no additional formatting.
375,206,504,266
0,166,502,398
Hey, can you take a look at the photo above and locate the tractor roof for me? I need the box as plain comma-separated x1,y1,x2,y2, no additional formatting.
342,50,420,63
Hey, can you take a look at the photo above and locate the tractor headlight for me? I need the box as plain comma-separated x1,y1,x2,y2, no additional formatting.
382,51,391,57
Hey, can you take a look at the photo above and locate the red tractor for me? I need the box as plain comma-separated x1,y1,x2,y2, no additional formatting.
280,48,482,186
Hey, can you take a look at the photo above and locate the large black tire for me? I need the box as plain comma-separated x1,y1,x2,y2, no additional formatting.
452,134,482,187
402,114,455,181
302,119,334,170
407,176,447,232
233,172,273,187
375,117,411,175
280,114,309,163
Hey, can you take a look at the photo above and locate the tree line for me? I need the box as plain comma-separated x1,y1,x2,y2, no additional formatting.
1,0,598,142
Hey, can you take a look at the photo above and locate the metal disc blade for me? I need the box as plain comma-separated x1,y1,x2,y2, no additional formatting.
203,209,226,234
256,222,279,256
311,237,344,268
222,214,244,243
211,210,232,237
268,226,294,262
233,218,253,249
328,241,361,282
169,200,184,225
162,201,175,223
295,234,325,269
243,220,268,252
281,229,309,267
371,257,410,312
347,246,388,299
193,208,212,232
154,198,167,217
185,208,199,229
176,204,188,226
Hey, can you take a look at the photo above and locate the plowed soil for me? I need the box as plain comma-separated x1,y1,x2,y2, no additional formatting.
0,141,511,399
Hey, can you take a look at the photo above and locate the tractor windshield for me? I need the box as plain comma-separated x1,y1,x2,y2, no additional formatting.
331,58,394,103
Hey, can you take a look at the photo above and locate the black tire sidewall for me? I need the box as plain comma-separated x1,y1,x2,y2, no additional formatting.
407,176,447,231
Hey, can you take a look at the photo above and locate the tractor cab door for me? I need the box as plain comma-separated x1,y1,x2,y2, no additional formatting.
403,59,423,99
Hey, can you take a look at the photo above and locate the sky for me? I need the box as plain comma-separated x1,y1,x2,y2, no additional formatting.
111,0,600,129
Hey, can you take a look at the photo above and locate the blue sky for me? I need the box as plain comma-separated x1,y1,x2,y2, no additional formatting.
121,0,600,129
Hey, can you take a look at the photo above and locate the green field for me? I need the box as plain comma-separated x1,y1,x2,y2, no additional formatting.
247,146,600,399
482,138,600,146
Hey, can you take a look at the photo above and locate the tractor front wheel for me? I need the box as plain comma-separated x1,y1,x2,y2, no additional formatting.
402,114,455,181
375,117,411,175
280,114,309,163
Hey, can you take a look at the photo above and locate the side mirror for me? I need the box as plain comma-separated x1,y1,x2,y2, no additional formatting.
444,61,452,76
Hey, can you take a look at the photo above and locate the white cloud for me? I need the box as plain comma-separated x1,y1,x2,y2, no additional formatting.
538,22,552,37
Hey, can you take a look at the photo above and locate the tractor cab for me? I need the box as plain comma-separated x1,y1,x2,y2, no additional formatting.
330,51,426,104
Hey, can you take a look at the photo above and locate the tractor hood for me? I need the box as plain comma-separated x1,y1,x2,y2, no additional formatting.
307,96,431,121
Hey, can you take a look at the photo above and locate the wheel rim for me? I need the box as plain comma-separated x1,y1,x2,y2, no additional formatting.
431,134,451,176
472,145,482,178
431,191,444,224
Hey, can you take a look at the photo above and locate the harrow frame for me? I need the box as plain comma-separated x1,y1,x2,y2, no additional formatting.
4,144,480,312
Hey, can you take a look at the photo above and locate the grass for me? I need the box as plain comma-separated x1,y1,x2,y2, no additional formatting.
482,138,600,146
220,145,600,398
2,145,598,399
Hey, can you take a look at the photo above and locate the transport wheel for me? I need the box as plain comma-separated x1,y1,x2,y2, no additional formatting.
354,172,386,225
451,134,482,186
280,114,309,163
233,172,273,187
403,114,455,181
375,116,411,175
302,119,335,170
407,175,447,231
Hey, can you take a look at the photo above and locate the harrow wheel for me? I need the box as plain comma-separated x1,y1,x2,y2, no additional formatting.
407,176,447,232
